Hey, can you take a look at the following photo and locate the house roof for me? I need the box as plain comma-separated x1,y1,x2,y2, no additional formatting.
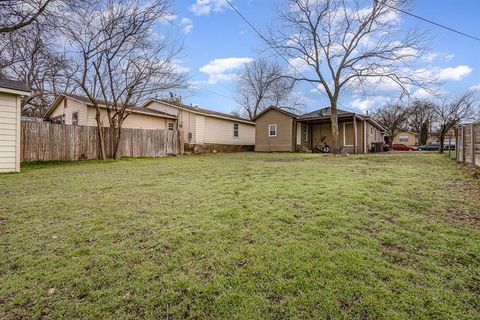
44,93,178,119
145,99,255,124
253,106,300,120
0,78,31,94
254,106,385,131
299,107,353,119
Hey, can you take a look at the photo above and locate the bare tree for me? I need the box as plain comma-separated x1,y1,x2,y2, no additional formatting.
407,99,434,145
0,25,75,116
63,0,186,160
235,58,302,120
373,103,409,149
431,91,478,153
0,0,53,33
269,0,430,153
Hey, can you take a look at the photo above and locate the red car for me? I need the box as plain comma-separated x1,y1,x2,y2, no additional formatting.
392,144,417,151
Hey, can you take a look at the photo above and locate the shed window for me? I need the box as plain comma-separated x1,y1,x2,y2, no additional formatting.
168,122,174,130
399,135,409,142
268,124,277,137
72,112,78,125
233,123,239,138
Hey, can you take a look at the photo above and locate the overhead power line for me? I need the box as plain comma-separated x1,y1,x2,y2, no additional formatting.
380,1,480,42
224,0,360,114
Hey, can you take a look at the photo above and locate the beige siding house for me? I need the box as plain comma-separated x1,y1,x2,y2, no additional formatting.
44,94,255,153
393,131,419,146
143,99,255,152
255,107,384,153
0,79,30,173
44,94,177,130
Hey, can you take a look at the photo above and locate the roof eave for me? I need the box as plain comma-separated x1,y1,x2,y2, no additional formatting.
147,99,255,125
0,87,31,96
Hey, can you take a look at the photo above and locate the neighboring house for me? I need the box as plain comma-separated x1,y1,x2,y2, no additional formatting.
0,78,30,173
393,131,419,146
44,94,255,153
254,106,384,153
44,94,177,130
143,99,255,152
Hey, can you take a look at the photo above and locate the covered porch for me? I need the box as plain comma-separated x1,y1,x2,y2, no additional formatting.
295,114,367,154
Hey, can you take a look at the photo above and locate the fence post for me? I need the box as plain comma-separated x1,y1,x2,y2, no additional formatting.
461,125,465,163
472,123,476,165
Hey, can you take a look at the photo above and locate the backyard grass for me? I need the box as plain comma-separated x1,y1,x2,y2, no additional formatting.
1,152,479,319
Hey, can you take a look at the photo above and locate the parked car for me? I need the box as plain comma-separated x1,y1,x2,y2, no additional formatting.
392,144,417,151
417,144,439,151
444,144,456,151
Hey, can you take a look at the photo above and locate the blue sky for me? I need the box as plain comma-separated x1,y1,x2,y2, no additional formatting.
163,0,480,115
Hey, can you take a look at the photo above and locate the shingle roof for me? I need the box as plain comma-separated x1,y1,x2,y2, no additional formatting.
299,107,352,119
155,99,253,123
0,78,30,93
62,93,177,118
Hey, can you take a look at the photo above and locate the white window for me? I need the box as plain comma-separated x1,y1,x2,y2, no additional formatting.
399,135,409,142
168,123,174,130
304,125,308,141
233,123,239,138
268,124,277,137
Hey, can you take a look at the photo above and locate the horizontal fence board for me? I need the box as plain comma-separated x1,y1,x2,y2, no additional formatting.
21,122,182,162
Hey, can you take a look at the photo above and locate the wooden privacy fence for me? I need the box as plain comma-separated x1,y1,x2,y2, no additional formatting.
21,122,183,162
456,122,480,167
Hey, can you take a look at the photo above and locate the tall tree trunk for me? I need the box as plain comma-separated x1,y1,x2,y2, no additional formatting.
388,135,395,150
439,131,445,153
420,121,428,145
113,126,123,160
330,101,341,154
95,111,106,160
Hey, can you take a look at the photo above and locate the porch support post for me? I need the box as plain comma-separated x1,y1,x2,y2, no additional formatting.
353,116,358,154
293,119,297,152
363,119,367,154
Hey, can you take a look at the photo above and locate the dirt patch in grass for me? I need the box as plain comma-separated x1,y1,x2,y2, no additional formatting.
462,163,480,179
262,157,317,162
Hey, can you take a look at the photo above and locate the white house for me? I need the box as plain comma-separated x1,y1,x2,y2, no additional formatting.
0,79,30,173
143,99,255,153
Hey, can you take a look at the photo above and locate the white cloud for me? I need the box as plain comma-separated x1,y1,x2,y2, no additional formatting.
437,65,472,81
350,96,389,112
189,0,231,16
199,57,253,84
179,17,193,34
469,84,480,91
172,60,190,73
160,13,177,23
287,57,309,73
423,52,455,62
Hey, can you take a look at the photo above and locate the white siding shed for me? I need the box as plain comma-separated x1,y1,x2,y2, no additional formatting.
0,79,30,173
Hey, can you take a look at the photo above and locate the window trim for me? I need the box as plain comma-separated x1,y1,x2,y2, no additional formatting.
168,122,174,130
233,123,239,138
399,135,409,142
268,124,277,137
72,112,78,125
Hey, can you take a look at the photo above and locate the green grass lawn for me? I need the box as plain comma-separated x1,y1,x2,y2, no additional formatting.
1,153,479,319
